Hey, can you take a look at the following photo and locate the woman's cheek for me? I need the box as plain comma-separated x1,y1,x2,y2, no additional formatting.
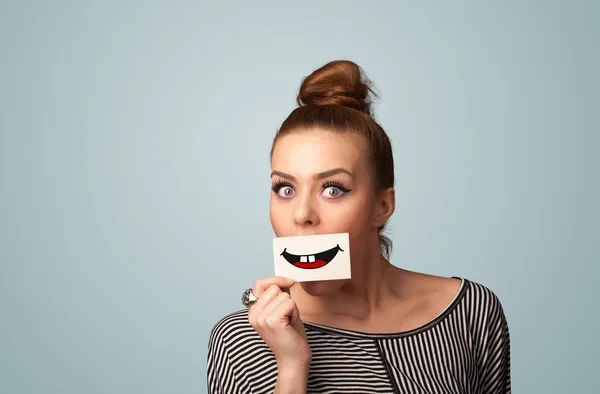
269,206,290,236
332,197,371,229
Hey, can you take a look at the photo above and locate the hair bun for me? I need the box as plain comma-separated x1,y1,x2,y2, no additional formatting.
297,60,376,115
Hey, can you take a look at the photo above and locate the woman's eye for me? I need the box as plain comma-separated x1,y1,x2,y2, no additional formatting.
278,186,295,198
322,186,344,198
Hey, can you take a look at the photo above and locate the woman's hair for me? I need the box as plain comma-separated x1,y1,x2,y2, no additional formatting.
270,60,395,259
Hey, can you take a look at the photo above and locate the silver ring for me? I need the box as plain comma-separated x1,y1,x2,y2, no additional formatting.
241,288,258,308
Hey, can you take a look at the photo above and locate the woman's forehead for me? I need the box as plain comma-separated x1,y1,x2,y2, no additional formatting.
271,133,370,180
271,130,369,171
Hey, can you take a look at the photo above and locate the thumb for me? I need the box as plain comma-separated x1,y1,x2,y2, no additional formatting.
289,301,305,332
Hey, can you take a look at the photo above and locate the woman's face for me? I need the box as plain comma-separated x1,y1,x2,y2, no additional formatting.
269,129,379,294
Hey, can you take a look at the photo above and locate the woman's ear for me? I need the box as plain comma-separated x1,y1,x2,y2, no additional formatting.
372,187,395,228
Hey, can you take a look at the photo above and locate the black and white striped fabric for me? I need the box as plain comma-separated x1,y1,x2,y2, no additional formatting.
207,278,511,393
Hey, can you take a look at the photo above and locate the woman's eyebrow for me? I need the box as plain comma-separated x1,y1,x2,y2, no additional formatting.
270,168,354,181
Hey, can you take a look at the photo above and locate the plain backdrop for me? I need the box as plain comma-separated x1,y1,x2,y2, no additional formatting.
1,1,598,393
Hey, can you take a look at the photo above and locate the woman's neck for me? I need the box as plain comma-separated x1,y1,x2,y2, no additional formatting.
291,246,402,322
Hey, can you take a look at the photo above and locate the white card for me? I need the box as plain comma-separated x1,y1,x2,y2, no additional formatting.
273,233,351,282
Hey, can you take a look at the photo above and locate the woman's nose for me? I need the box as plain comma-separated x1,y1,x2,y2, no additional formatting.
293,196,319,226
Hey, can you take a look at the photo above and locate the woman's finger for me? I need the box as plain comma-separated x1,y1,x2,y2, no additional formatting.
260,292,290,323
252,276,295,297
251,284,281,312
265,296,296,329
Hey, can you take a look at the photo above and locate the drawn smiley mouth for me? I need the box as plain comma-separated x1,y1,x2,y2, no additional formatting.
280,244,344,269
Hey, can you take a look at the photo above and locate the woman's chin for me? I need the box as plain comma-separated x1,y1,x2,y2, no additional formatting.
299,279,346,296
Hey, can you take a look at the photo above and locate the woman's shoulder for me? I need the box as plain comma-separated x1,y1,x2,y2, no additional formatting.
207,311,278,392
458,277,511,383
207,308,276,381
451,276,511,347
399,270,509,335
405,269,507,318
208,309,254,344
207,309,273,355
459,277,507,317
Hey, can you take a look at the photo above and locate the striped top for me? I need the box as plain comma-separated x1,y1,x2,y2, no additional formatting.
207,278,511,393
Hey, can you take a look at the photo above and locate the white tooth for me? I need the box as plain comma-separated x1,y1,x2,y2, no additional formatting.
309,255,316,262
300,256,308,263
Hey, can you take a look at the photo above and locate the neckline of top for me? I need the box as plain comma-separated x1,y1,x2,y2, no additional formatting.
303,277,468,339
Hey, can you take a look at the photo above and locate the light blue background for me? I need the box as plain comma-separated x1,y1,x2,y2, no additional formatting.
1,1,598,393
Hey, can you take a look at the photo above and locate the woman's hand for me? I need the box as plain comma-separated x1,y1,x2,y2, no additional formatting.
248,276,311,370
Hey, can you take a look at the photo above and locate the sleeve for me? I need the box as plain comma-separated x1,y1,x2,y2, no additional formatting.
206,322,243,394
478,291,511,393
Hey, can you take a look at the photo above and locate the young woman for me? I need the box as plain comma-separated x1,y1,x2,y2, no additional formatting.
207,60,511,394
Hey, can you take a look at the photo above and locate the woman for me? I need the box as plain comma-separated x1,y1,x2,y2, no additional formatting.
207,60,511,394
